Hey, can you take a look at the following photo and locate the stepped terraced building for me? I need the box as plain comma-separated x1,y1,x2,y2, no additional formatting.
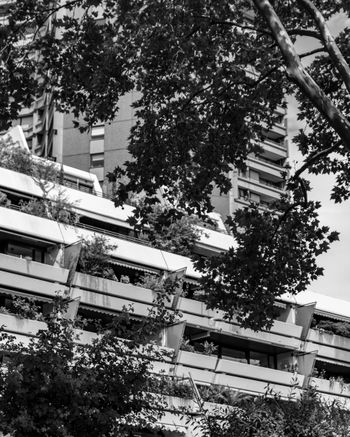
1,133,350,436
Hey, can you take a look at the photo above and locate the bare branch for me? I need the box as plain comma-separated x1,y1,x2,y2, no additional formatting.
297,0,350,95
299,47,326,59
288,29,322,39
293,141,341,180
272,140,341,236
195,14,273,36
252,0,350,152
249,65,281,87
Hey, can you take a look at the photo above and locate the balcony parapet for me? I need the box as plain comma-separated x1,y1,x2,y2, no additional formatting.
177,297,303,349
305,328,350,364
311,377,350,404
0,253,69,284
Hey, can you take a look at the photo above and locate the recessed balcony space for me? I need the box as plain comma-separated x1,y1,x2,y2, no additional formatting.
247,156,287,180
249,153,286,168
174,348,304,398
261,139,288,161
237,169,285,203
263,124,286,141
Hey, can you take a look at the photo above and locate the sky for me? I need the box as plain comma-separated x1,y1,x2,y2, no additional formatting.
287,14,350,301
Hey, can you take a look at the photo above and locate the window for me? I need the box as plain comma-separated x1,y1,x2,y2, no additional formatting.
90,138,104,154
90,153,104,168
250,351,269,367
6,242,44,263
222,347,248,364
90,125,105,152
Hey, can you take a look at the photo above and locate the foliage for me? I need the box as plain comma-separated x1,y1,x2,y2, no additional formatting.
31,158,59,199
0,138,33,175
137,273,181,328
197,384,247,406
0,295,44,321
0,139,58,186
77,234,117,279
195,197,338,330
180,339,218,356
200,341,218,356
197,388,350,437
313,319,350,339
0,191,10,207
18,191,79,225
136,204,204,257
0,299,165,437
149,376,193,399
48,190,80,225
2,0,350,329
180,339,196,353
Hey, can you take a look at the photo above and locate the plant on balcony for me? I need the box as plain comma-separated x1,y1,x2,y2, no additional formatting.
0,191,10,207
0,139,59,187
77,235,118,280
149,376,193,399
313,319,350,339
195,387,350,437
0,139,34,176
179,339,196,353
200,341,218,356
0,295,44,321
133,204,206,257
31,158,59,199
18,191,79,226
0,298,167,437
197,384,248,407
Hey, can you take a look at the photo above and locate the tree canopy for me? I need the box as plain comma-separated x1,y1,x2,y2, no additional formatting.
0,297,170,437
1,0,350,328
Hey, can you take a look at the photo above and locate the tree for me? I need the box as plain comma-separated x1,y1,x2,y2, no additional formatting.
1,0,349,328
0,297,171,437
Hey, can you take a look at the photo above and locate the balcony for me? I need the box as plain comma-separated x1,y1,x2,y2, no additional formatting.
261,138,288,160
0,167,236,258
0,206,200,280
177,297,303,350
305,328,350,364
174,350,304,398
0,253,69,283
247,156,286,180
311,377,350,406
71,272,168,317
238,177,284,200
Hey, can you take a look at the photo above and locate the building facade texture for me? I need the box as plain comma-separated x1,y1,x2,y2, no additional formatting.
0,146,350,435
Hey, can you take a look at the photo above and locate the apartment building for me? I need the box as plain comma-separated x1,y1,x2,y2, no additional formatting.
1,0,289,220
0,136,349,436
7,95,288,221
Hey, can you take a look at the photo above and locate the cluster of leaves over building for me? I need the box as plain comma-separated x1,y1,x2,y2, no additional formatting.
77,235,117,279
134,204,209,257
0,139,79,225
0,288,177,437
197,388,350,437
195,195,339,330
1,0,350,331
312,318,350,339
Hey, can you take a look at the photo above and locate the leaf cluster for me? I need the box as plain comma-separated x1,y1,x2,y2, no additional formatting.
0,300,165,437
136,204,204,257
77,234,117,279
195,199,339,330
201,388,350,437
